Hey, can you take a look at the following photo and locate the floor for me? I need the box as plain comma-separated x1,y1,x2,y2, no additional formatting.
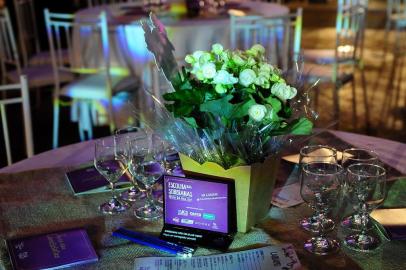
0,1,405,168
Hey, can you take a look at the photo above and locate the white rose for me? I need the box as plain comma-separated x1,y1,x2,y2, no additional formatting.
232,53,245,66
248,104,267,122
213,70,238,85
239,69,256,87
201,63,217,79
199,52,212,65
212,43,223,55
271,82,297,102
192,50,204,61
215,84,227,94
185,54,194,64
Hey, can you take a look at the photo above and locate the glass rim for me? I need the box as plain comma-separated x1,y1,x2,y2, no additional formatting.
343,148,378,161
302,162,343,176
347,163,386,177
300,145,338,157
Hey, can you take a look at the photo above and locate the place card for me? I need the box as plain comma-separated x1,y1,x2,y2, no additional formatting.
282,150,344,164
134,244,301,270
65,165,132,195
6,228,98,270
272,182,304,208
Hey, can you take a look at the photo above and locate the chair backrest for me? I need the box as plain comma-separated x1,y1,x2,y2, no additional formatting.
230,8,303,71
44,9,112,97
0,75,33,165
387,0,406,16
13,0,41,66
0,7,22,82
335,0,368,64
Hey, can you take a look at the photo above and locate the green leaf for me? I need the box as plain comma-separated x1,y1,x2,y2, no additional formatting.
200,95,234,118
265,96,282,113
289,118,313,135
173,102,194,117
183,116,198,128
229,99,256,119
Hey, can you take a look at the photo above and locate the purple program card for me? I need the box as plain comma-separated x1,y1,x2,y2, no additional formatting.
7,228,98,270
164,176,228,233
66,165,129,194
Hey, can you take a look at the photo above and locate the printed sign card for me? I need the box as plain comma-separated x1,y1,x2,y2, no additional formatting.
160,175,236,250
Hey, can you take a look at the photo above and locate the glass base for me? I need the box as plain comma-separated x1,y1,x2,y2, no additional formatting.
120,187,144,202
300,216,335,233
99,198,130,214
341,214,372,231
135,204,163,220
304,237,340,255
344,234,380,251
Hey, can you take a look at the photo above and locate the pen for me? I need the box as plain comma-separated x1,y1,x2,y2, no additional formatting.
112,228,195,257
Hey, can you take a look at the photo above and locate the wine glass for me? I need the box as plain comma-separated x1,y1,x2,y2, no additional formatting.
344,163,386,251
300,162,343,255
299,145,338,233
115,126,147,202
341,148,380,231
94,138,130,214
130,136,164,220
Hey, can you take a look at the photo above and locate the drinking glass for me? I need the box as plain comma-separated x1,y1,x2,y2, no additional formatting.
115,126,147,202
344,163,386,251
299,145,338,233
300,162,343,255
94,138,130,214
341,148,380,231
130,136,164,220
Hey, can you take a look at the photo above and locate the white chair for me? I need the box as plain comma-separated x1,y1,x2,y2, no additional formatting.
0,7,73,88
230,8,303,72
13,0,58,67
302,0,369,129
0,75,33,166
44,9,135,148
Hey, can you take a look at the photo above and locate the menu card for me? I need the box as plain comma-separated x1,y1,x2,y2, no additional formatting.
133,244,301,270
6,228,98,270
65,165,132,195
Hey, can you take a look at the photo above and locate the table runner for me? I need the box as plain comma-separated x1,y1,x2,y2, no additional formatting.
0,131,405,269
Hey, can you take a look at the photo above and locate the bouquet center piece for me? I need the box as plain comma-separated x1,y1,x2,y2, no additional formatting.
141,14,314,170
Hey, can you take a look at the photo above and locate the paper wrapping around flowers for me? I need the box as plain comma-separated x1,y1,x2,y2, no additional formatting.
179,153,280,233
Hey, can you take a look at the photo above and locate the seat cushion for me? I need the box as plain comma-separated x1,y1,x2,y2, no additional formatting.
6,65,75,88
61,73,136,100
302,63,353,85
303,49,356,65
28,50,69,66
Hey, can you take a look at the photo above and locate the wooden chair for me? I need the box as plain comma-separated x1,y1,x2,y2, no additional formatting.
0,75,33,165
0,7,73,88
44,9,135,148
302,0,368,129
230,8,303,71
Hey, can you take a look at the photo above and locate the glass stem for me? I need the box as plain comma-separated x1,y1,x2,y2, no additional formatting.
110,182,116,200
360,203,369,236
145,186,155,209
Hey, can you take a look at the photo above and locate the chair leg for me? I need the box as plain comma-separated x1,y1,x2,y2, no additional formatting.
52,99,60,149
360,68,370,133
351,77,357,130
333,84,340,129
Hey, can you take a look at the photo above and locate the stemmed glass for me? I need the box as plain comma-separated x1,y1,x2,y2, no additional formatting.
341,148,380,230
344,163,386,251
115,126,147,202
130,136,164,220
299,145,338,232
94,138,130,214
300,162,343,255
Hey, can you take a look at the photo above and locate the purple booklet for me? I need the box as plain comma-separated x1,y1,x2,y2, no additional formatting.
6,228,98,270
66,165,131,195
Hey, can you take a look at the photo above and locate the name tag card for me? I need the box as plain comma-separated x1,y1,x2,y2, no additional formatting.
160,175,237,250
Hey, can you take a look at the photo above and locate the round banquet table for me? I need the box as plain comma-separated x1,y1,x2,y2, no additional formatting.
73,0,290,79
0,130,405,270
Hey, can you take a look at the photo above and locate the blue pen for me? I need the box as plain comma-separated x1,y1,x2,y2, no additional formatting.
112,228,194,257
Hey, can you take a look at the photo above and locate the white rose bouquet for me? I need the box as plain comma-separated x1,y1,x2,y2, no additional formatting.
141,15,315,169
